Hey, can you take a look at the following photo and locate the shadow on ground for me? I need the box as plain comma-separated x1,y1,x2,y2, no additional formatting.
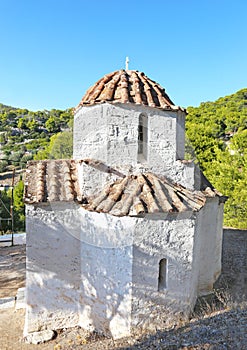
117,306,247,349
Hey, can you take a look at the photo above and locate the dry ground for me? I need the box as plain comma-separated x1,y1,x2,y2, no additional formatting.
0,245,26,298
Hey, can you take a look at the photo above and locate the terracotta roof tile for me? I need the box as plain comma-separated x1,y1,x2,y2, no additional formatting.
24,160,220,216
76,70,185,112
85,173,206,216
24,160,82,204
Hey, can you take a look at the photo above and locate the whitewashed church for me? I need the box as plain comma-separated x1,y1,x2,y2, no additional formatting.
24,67,226,339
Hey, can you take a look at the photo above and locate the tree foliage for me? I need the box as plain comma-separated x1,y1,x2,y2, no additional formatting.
0,103,73,231
34,130,73,160
0,104,73,172
13,179,25,231
0,190,12,233
186,88,247,228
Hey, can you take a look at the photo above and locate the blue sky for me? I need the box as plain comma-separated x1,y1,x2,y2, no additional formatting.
0,0,246,111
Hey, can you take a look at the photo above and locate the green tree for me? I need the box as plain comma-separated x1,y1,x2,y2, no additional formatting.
27,118,39,131
230,129,247,155
0,133,6,144
186,88,247,228
0,190,11,233
12,179,25,231
49,131,73,159
45,116,60,133
0,160,8,173
34,131,73,160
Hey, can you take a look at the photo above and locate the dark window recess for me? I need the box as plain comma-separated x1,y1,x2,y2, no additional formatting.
138,114,148,160
138,123,144,154
158,258,167,291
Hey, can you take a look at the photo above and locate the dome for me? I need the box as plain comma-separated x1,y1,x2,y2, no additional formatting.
76,70,184,111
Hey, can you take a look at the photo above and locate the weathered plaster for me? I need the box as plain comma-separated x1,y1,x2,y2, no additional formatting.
196,198,224,295
73,103,189,182
78,209,134,338
74,103,199,196
131,213,198,331
24,203,81,335
25,203,203,338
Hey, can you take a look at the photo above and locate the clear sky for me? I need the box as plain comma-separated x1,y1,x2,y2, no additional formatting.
0,0,246,111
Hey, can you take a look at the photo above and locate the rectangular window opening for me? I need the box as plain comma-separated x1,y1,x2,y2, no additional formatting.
138,114,148,161
138,124,144,154
158,258,167,291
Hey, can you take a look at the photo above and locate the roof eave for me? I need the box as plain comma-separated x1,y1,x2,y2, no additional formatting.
74,100,186,114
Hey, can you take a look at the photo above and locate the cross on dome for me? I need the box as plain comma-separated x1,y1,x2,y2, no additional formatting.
125,56,129,70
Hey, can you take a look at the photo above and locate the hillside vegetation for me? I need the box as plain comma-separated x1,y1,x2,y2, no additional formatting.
0,103,73,172
186,88,247,229
0,104,73,232
0,88,247,231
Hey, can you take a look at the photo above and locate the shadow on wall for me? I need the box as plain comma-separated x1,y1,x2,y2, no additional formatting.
130,243,195,333
26,212,133,338
26,220,247,337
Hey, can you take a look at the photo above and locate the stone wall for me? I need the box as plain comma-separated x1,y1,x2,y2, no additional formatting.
131,213,198,331
73,103,183,168
215,228,247,301
24,202,81,336
78,209,134,339
196,199,224,296
73,103,199,191
25,202,203,339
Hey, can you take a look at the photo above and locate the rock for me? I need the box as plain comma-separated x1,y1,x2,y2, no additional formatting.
24,329,56,344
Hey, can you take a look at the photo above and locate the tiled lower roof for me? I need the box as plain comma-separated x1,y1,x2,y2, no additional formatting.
76,70,185,112
85,173,206,216
24,160,81,203
24,159,222,216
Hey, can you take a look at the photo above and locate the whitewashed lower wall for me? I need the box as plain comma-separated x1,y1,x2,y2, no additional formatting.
196,198,224,295
24,203,81,336
79,243,133,339
131,213,198,330
215,203,224,280
78,210,134,339
24,200,221,339
77,210,200,334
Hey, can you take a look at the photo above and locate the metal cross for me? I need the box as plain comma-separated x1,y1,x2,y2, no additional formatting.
125,56,129,70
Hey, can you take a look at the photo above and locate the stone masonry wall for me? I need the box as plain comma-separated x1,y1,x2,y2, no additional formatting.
215,228,247,302
24,203,81,335
74,103,198,191
73,103,182,167
131,213,198,331
196,199,224,296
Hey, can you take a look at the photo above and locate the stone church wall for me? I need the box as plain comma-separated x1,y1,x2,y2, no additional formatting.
24,202,81,335
74,103,198,191
25,202,203,339
196,199,224,296
131,213,198,331
216,228,247,301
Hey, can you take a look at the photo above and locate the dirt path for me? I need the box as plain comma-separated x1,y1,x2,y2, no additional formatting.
0,245,26,298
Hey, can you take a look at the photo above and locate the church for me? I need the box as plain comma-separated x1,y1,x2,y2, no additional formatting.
24,68,226,339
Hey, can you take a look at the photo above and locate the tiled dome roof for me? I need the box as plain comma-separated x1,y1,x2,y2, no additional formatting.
76,70,185,111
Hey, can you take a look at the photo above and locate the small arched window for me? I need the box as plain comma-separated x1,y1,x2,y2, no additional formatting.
158,258,167,291
138,114,148,161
